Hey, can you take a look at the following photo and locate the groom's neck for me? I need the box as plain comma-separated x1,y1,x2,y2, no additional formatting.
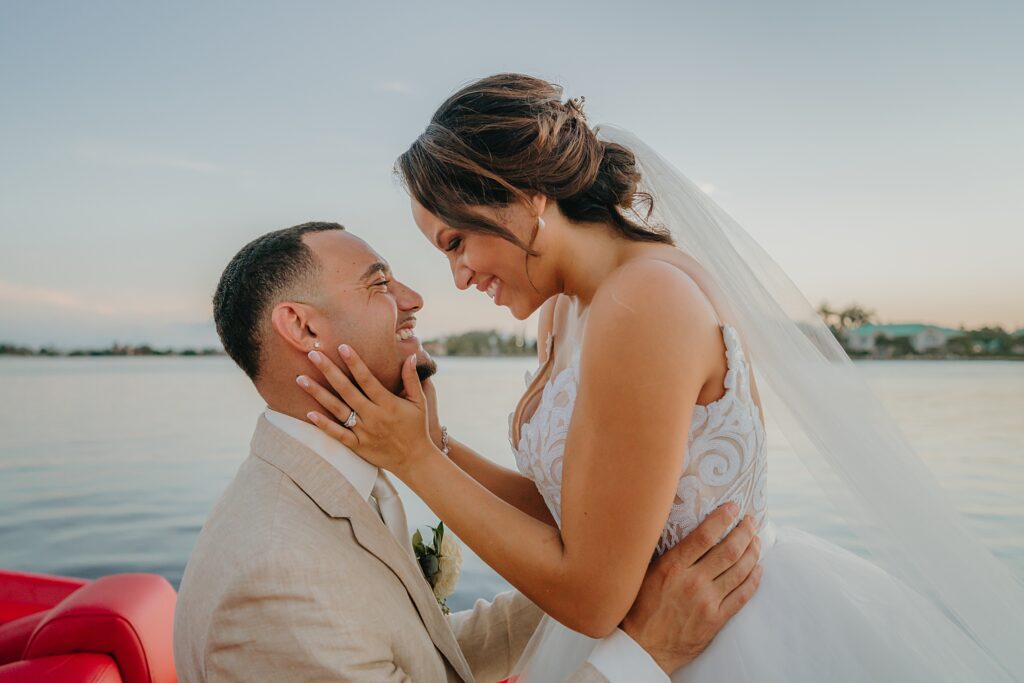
257,376,326,425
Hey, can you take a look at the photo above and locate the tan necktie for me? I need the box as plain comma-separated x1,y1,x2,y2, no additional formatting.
371,470,413,559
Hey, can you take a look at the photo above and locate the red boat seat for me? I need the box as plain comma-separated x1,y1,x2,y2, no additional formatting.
0,613,45,667
0,570,85,623
0,653,122,682
0,571,176,683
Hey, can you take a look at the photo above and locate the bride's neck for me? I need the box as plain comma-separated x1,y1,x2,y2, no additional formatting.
551,221,646,307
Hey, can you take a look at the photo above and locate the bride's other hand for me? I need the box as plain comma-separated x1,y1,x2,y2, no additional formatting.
299,344,438,474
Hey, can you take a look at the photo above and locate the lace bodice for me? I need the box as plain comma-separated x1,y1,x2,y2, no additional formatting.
510,325,767,555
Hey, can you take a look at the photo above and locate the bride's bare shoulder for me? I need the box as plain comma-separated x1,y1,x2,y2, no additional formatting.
590,257,718,329
581,258,721,382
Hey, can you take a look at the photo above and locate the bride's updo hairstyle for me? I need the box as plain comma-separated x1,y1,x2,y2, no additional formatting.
396,73,674,253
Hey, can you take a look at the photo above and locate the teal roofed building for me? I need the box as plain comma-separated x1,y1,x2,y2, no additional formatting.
1011,329,1024,354
846,323,962,354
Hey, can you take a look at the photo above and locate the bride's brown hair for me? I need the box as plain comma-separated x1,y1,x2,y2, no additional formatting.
396,73,674,254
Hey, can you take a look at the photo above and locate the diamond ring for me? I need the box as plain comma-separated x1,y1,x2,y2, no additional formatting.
342,410,359,428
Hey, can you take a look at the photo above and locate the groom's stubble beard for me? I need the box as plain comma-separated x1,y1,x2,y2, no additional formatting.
416,356,438,382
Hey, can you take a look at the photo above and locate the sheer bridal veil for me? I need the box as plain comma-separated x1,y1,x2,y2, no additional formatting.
584,125,1022,678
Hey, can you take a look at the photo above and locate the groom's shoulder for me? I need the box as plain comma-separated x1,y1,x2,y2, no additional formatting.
177,453,362,634
188,453,346,574
174,453,371,677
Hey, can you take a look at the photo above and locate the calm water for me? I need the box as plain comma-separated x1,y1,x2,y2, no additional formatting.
0,357,1022,611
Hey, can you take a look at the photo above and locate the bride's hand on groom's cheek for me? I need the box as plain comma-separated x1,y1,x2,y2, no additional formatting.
297,345,437,475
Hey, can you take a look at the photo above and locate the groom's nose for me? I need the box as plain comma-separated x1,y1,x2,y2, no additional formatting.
393,280,423,312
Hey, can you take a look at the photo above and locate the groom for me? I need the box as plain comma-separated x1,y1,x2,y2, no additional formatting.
173,222,761,682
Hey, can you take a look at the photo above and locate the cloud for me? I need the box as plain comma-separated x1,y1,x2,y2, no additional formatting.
0,279,221,347
374,80,417,95
0,280,204,319
74,141,223,173
0,280,117,316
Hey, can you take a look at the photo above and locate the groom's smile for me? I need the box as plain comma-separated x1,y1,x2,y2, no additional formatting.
300,229,435,394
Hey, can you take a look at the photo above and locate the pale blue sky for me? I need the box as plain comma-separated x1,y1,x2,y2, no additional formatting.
1,1,1022,347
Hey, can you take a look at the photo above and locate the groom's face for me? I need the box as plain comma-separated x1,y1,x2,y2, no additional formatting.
302,230,433,393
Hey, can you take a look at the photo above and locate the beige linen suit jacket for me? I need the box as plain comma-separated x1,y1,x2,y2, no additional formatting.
174,415,609,682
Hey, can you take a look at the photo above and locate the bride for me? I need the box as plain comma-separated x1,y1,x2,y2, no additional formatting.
300,74,1024,680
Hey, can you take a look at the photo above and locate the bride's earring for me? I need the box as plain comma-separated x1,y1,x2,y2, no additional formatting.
313,341,322,350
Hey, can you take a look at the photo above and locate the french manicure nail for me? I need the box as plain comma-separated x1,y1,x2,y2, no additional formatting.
296,375,310,388
726,502,740,517
339,344,351,358
306,412,318,423
308,350,322,362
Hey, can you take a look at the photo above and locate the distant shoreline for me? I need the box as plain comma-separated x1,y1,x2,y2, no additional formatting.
0,350,1019,360
3,319,1022,361
0,330,540,359
0,344,225,358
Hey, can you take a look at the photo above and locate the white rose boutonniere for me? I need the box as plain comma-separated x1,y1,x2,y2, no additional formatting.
412,522,462,615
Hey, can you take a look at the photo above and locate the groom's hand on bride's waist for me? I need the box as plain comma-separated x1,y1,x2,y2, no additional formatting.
621,504,762,675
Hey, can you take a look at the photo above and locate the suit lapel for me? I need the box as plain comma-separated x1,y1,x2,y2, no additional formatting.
250,415,475,683
346,504,476,683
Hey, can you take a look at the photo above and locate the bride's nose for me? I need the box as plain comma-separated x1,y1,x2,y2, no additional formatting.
452,260,474,291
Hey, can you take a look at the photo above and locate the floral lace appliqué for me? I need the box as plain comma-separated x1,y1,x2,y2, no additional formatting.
509,325,767,555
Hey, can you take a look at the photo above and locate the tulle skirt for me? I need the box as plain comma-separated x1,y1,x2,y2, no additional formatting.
513,523,1013,682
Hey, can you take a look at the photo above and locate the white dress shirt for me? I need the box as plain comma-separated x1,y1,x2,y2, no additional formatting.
263,409,669,682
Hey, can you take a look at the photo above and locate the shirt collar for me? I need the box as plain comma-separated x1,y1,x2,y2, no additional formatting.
263,408,379,502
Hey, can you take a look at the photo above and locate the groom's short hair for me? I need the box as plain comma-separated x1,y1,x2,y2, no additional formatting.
213,221,344,381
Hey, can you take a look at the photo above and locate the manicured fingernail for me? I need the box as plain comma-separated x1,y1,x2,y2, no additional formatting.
339,344,351,358
409,354,417,367
307,411,319,423
296,375,310,388
308,350,322,362
725,502,739,518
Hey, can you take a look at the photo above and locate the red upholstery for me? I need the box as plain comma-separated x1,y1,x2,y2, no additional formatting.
0,613,45,666
0,570,86,623
0,653,122,682
23,574,177,683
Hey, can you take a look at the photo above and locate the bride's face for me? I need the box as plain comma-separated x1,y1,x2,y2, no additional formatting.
411,198,552,320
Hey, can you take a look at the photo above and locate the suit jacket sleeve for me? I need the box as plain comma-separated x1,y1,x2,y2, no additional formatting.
447,590,543,683
203,559,413,683
447,591,612,683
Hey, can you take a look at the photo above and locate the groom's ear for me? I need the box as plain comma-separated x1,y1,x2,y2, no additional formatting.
270,301,319,354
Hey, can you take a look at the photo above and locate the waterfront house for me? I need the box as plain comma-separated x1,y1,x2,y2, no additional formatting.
845,323,962,354
1013,329,1024,354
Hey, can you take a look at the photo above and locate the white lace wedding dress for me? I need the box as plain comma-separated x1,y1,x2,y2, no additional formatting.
510,310,1011,682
